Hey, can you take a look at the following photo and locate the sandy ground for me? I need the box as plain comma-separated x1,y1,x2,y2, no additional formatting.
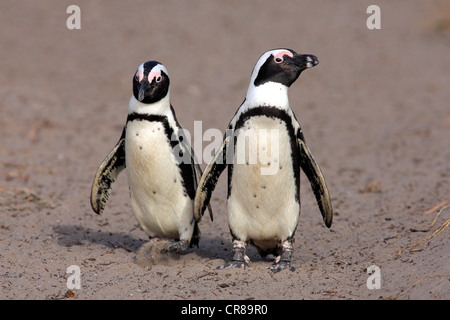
0,0,449,300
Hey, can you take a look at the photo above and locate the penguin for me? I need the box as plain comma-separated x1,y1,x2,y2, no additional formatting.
194,49,333,273
90,61,212,253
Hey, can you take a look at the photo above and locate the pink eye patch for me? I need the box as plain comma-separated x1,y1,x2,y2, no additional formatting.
136,65,145,82
274,50,293,61
147,71,161,83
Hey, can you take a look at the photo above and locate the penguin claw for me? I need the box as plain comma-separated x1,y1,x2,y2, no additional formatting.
268,241,296,273
216,259,249,270
217,240,251,270
268,260,296,273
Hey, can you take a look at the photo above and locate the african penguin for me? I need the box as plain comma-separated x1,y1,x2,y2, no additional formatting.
194,49,333,273
90,61,212,253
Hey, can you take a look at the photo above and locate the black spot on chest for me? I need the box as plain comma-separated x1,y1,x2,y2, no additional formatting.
126,112,196,199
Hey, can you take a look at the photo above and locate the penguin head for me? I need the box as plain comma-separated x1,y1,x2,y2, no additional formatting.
132,61,170,104
251,48,319,88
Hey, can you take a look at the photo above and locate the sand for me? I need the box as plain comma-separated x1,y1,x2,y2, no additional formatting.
0,0,449,300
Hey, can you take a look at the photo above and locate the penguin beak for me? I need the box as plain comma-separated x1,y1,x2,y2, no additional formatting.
293,54,319,69
138,81,150,102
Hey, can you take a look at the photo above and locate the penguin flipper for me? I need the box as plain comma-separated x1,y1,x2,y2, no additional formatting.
297,136,333,228
179,138,214,222
194,161,214,222
90,129,126,215
194,135,230,222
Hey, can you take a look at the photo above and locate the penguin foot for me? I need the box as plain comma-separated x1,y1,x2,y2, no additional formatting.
160,240,189,254
216,259,249,270
269,259,296,273
268,241,296,273
217,240,250,270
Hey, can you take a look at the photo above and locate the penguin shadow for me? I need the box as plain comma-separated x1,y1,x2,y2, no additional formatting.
52,224,189,268
135,234,235,269
52,224,243,269
52,224,146,255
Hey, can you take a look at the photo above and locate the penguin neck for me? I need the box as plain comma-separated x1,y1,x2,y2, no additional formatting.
128,90,172,117
244,81,290,110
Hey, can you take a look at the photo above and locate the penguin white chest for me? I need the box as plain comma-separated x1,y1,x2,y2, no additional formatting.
125,120,192,239
228,116,300,245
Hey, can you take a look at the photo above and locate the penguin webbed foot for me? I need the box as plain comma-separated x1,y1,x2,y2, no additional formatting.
216,257,250,270
268,241,296,273
217,240,250,270
160,239,189,254
269,258,296,273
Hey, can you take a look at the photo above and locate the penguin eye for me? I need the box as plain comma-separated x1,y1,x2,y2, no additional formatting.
275,57,283,63
156,75,162,83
